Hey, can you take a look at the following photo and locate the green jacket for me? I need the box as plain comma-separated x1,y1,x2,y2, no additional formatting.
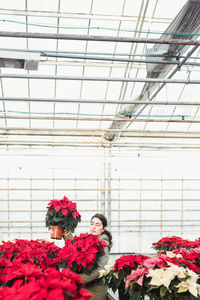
80,234,112,300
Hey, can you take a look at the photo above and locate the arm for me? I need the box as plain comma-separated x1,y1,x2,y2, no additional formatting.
80,269,100,284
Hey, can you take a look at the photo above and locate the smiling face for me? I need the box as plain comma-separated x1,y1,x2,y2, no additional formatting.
90,217,105,237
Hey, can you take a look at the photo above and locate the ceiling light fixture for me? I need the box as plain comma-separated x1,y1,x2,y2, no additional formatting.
0,50,40,70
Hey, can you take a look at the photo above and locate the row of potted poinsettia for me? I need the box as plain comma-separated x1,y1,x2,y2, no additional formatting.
0,234,107,299
152,236,200,253
2,195,200,299
102,249,200,300
1,238,200,300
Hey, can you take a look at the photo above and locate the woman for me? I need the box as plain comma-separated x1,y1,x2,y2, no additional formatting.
80,213,112,300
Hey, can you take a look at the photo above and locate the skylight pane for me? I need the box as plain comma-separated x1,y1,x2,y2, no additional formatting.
81,81,107,99
29,79,54,97
27,16,58,34
59,18,89,35
30,120,53,128
56,80,82,99
92,0,124,15
60,0,91,13
0,0,25,9
154,0,188,19
57,40,87,53
89,19,121,37
27,0,59,12
2,78,28,97
106,82,123,100
0,15,26,32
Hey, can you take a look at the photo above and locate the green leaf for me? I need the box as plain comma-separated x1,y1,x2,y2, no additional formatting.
129,291,142,300
160,286,169,298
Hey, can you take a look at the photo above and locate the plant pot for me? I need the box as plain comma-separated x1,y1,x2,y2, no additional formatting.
51,226,64,240
157,251,165,256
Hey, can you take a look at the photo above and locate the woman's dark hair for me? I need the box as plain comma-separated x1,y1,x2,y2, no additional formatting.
91,213,112,245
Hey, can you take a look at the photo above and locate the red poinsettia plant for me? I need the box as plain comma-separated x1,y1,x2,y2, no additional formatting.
0,262,93,300
59,233,108,274
45,196,81,233
104,254,149,299
0,239,60,269
152,236,200,252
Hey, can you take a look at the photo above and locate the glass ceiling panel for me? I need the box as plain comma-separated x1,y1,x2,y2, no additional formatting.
57,65,83,76
144,122,169,131
89,19,121,37
57,40,87,52
166,122,191,131
79,103,103,115
58,18,89,35
188,123,200,132
4,101,29,113
92,0,124,15
0,0,25,10
106,82,123,100
181,85,200,101
0,0,199,150
30,120,54,128
60,0,92,14
28,38,58,52
56,80,82,99
55,102,79,115
83,65,110,77
114,42,132,53
27,0,59,12
78,120,103,129
120,21,140,38
2,78,28,97
27,16,58,34
30,101,54,114
29,80,55,98
53,120,77,129
86,40,117,53
81,81,108,99
102,103,118,116
0,15,26,32
123,0,147,17
0,37,27,49
154,0,188,19
6,118,29,128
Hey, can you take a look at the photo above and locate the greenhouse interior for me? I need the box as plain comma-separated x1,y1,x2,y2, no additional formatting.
1,0,200,299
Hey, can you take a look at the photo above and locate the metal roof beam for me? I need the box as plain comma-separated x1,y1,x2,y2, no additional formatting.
1,115,200,123
1,97,200,106
1,73,200,84
0,31,199,46
1,128,200,138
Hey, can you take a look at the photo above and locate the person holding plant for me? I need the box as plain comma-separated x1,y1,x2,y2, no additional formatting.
80,213,113,300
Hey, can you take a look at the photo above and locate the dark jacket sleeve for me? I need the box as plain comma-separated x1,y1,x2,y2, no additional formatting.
80,269,100,284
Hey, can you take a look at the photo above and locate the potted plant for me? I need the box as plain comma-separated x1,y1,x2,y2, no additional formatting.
45,195,81,240
152,236,197,255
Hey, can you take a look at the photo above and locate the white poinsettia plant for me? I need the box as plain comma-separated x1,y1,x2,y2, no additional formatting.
147,262,200,298
125,259,200,300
